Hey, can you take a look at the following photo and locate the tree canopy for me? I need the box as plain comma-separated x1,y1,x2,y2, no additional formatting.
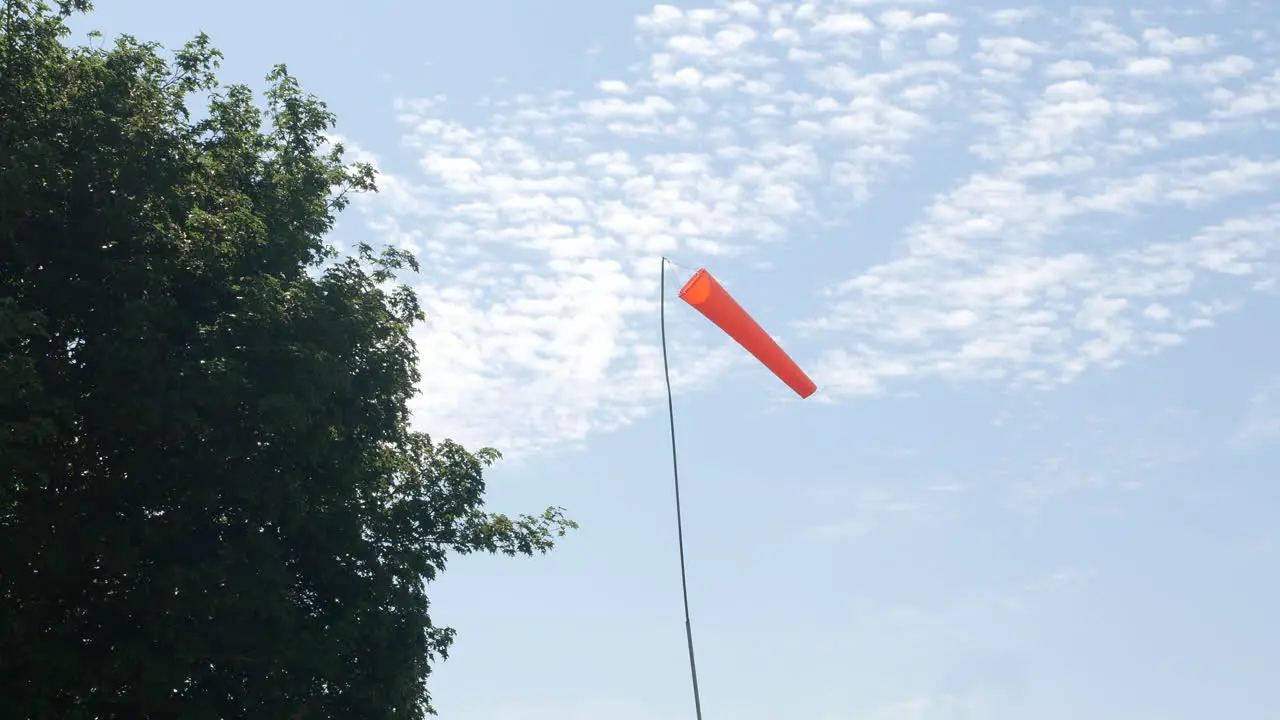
0,1,575,717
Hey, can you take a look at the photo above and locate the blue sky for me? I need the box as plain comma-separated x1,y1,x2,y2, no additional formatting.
70,0,1280,717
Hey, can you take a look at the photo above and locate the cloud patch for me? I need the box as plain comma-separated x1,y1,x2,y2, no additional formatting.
346,1,1280,454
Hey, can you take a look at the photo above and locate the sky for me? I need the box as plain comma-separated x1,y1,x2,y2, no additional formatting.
66,0,1280,718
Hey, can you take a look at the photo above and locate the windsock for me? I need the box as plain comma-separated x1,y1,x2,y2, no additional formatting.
678,268,817,399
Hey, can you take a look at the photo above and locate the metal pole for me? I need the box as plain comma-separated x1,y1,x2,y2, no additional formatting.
660,256,704,720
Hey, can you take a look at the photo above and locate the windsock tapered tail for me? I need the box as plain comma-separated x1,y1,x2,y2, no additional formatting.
677,268,817,399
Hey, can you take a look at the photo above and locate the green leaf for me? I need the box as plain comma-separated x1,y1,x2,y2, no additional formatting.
0,3,575,718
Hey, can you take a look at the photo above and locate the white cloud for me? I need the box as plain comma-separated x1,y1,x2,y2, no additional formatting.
1075,19,1140,56
636,4,684,32
1142,27,1215,55
1167,119,1214,139
1210,70,1280,118
925,32,960,56
973,36,1045,71
990,8,1037,27
727,0,760,20
597,80,630,94
580,95,675,119
347,2,1280,454
1184,54,1255,83
1045,59,1094,78
813,13,876,36
1125,56,1173,76
667,34,718,56
879,10,956,33
810,193,1280,395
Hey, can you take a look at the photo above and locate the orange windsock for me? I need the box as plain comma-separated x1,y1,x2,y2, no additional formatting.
678,268,817,399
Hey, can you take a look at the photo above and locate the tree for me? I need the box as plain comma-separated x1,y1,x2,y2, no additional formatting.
0,2,575,717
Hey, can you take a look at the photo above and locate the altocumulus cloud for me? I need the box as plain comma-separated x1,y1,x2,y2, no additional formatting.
337,0,1280,456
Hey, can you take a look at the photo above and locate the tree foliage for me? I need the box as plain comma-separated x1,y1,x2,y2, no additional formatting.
0,2,575,717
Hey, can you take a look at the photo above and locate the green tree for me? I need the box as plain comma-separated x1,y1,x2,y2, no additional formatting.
0,2,575,717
